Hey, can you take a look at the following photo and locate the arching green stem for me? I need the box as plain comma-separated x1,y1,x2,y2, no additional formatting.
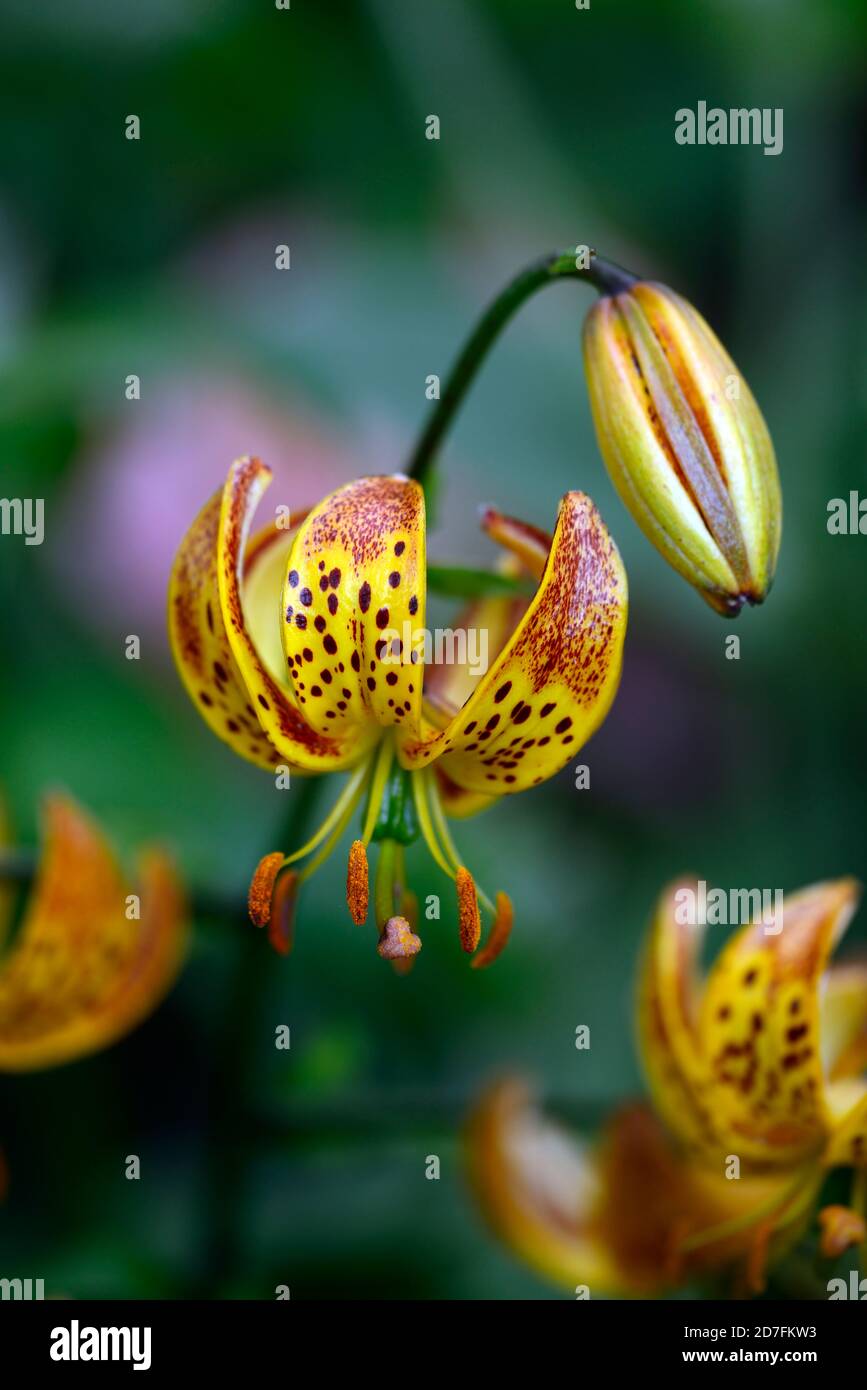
406,247,637,498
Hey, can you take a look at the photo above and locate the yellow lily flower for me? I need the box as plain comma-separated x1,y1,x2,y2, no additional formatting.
168,458,627,965
468,876,867,1294
0,794,186,1071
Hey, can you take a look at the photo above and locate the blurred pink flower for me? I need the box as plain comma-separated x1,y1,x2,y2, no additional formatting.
55,375,353,654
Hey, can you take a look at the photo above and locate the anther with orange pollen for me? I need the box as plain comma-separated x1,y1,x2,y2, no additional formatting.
346,839,369,926
169,459,628,967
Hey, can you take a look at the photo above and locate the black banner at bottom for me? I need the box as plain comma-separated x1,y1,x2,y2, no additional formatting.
0,1295,862,1375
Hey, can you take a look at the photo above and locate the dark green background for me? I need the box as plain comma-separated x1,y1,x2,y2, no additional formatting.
0,0,865,1298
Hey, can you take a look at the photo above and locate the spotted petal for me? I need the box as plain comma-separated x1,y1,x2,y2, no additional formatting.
242,510,310,686
636,878,717,1153
0,795,186,1071
281,475,426,742
467,1078,621,1291
400,492,627,795
169,458,361,772
824,1082,867,1168
824,962,867,1082
698,879,859,1165
423,590,529,731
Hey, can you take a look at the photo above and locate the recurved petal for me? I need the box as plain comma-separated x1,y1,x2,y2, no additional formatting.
595,1104,816,1294
281,476,426,742
422,590,529,730
0,795,186,1072
431,766,496,820
242,511,310,686
169,464,300,770
824,1082,867,1168
400,492,627,795
219,459,371,770
466,1078,622,1292
636,878,716,1153
824,961,867,1081
467,1081,807,1296
479,507,551,581
698,878,860,1164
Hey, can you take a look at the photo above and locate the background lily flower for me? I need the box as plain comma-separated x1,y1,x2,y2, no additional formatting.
467,876,867,1295
0,794,186,1071
169,458,627,965
583,281,782,616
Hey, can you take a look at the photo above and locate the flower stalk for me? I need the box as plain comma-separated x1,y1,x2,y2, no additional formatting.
406,247,634,496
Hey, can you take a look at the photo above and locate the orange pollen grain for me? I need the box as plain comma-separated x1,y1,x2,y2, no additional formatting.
471,892,514,969
248,851,284,928
377,915,422,961
456,867,481,954
347,839,369,925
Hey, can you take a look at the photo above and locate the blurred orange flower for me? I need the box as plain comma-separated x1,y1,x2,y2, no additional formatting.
0,794,186,1071
468,877,867,1295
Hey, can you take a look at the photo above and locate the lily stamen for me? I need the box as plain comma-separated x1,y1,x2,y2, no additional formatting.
425,769,495,913
268,870,299,956
296,775,370,886
248,851,284,928
471,892,514,970
282,760,372,869
410,767,457,884
346,839,369,926
456,867,481,954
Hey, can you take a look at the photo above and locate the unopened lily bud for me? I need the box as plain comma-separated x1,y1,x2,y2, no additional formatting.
583,280,781,615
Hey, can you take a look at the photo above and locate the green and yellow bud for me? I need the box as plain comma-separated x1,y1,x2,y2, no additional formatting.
583,280,781,615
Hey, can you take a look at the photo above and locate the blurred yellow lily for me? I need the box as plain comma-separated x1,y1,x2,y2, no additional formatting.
583,281,781,616
169,459,627,964
0,794,186,1071
468,876,867,1294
